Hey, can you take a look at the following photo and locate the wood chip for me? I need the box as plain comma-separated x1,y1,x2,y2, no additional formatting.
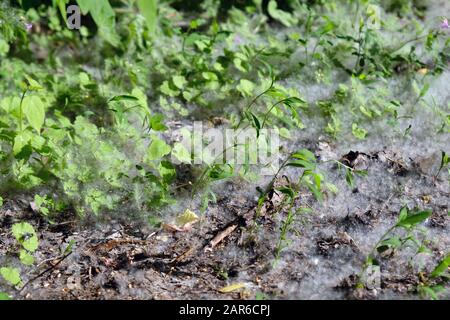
205,224,238,252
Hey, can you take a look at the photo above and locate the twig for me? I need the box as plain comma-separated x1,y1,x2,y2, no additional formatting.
19,252,72,293
204,224,238,252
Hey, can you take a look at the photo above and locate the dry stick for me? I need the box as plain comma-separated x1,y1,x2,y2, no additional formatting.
205,224,238,252
19,238,89,293
19,252,73,294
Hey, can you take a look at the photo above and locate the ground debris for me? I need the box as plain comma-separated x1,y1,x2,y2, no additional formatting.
340,151,373,169
205,224,238,252
316,232,357,256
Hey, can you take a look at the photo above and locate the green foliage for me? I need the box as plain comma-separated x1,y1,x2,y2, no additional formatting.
0,222,39,296
417,253,450,300
12,222,39,252
22,95,45,133
0,2,27,42
76,0,119,46
0,0,448,298
267,0,297,27
252,148,336,262
431,254,450,278
0,268,21,286
137,0,158,35
435,151,449,179
0,292,11,300
396,209,432,228
357,207,434,292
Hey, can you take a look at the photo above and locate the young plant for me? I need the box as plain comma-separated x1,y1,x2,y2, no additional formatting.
417,253,450,300
251,149,336,262
357,207,432,289
0,222,39,299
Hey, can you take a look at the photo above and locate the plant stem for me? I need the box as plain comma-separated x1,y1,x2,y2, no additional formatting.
18,89,28,132
260,98,290,129
356,224,397,287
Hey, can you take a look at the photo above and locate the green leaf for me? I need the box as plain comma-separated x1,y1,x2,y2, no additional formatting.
419,83,430,98
236,79,255,97
19,249,34,266
172,142,191,164
431,254,450,278
76,0,119,46
267,0,297,27
292,149,316,162
277,187,295,199
0,292,11,300
159,80,179,96
12,222,39,252
53,0,70,22
352,123,367,139
345,168,354,188
250,112,261,136
176,208,199,226
150,114,167,131
396,210,432,228
354,170,368,177
419,286,439,300
24,75,43,91
0,267,21,286
305,178,323,202
158,160,176,183
147,136,171,161
208,164,234,180
325,182,338,194
286,160,316,171
108,95,139,103
62,240,76,255
137,0,158,35
397,206,408,223
377,237,401,253
22,95,45,133
283,97,306,108
131,87,149,109
172,75,187,90
13,131,32,156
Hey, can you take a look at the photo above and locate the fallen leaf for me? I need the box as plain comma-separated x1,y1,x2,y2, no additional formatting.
421,195,432,204
218,283,246,293
417,68,428,75
162,222,196,233
163,223,185,232
176,209,199,226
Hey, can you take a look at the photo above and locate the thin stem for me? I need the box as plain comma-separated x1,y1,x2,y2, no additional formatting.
387,35,428,54
244,78,274,114
235,77,274,129
18,89,28,132
260,98,294,129
357,224,397,287
321,159,356,172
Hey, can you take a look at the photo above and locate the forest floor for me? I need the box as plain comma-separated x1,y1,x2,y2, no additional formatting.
2,137,448,300
0,0,449,300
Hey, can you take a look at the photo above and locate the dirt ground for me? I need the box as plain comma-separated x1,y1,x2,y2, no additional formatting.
1,142,448,300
